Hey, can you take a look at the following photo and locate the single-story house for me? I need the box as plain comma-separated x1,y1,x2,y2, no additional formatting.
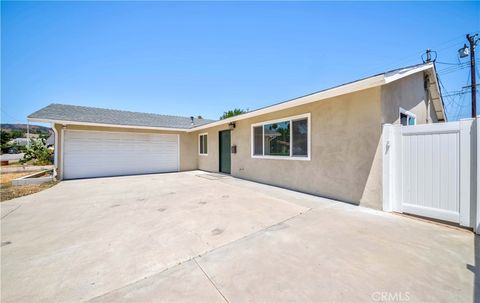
28,63,445,210
45,134,55,147
8,137,31,146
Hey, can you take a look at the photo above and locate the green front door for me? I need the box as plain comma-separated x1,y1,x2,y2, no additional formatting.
219,130,231,174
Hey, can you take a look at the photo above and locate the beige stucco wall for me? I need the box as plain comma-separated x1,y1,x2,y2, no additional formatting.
381,71,437,125
196,125,231,172
193,86,384,208
53,124,197,178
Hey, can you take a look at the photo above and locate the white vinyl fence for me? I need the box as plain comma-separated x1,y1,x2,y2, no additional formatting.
382,118,478,232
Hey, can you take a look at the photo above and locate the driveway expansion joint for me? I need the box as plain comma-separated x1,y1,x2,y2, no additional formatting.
83,208,311,302
1,204,21,219
193,258,229,303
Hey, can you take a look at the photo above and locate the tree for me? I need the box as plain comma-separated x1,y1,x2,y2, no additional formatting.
21,138,52,165
10,130,24,139
219,108,247,120
1,131,12,145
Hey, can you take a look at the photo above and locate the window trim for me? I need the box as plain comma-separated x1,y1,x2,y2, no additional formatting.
199,133,208,156
250,113,311,161
399,107,416,126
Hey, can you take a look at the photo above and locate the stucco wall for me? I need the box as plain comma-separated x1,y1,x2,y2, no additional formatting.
381,71,435,125
193,86,384,208
197,125,231,172
54,124,197,178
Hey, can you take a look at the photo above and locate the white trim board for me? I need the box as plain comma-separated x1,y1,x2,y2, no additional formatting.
28,118,190,132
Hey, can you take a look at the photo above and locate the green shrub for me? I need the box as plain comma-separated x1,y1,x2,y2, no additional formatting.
21,138,52,165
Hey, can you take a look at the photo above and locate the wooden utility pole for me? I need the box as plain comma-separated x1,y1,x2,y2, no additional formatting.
467,34,477,117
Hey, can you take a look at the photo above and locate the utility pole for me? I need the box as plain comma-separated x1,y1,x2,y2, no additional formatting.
467,34,477,117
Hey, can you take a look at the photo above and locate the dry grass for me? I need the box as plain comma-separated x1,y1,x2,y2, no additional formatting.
1,172,32,184
0,172,57,202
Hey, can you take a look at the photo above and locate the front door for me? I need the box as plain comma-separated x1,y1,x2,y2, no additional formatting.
219,130,231,174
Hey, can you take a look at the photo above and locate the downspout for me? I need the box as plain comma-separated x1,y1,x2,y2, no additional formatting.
51,123,59,179
60,125,65,180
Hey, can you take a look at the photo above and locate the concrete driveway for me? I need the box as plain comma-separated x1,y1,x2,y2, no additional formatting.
1,171,478,302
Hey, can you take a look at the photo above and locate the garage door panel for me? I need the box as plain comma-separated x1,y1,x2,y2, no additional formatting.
63,130,179,179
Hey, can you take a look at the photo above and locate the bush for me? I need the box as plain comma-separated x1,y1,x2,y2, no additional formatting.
21,138,52,165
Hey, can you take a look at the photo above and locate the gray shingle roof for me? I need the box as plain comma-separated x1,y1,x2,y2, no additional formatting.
28,104,216,129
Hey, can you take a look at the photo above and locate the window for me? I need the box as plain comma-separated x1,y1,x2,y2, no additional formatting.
253,126,263,155
399,108,416,126
251,113,310,160
199,133,208,155
264,121,290,156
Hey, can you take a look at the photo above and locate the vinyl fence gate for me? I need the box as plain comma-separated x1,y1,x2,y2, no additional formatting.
382,118,479,232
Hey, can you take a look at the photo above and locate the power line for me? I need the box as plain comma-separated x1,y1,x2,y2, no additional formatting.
358,33,472,78
437,62,469,74
452,69,471,120
436,61,461,65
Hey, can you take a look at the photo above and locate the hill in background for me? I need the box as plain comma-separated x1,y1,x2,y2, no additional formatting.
1,124,51,134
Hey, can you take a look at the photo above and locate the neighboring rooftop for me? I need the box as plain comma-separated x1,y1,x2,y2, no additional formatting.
28,104,216,130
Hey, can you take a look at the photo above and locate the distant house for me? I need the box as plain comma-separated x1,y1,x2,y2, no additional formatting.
8,138,31,146
46,134,55,147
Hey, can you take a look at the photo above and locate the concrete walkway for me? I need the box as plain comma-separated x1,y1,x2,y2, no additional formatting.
1,171,478,302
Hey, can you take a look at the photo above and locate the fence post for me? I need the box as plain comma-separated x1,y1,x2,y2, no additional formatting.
459,119,474,228
476,116,480,233
382,124,393,212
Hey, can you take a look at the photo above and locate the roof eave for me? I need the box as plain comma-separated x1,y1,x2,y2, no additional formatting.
188,74,386,132
426,65,447,122
27,118,190,132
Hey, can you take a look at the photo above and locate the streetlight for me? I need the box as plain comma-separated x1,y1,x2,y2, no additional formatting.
458,44,469,58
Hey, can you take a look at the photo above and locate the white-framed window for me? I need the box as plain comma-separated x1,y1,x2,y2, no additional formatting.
199,133,208,155
399,108,416,126
251,113,311,160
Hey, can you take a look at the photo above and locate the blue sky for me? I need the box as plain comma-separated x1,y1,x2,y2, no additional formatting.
1,1,479,124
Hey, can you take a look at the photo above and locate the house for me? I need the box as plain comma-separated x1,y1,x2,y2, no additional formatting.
28,63,445,210
8,137,31,146
45,134,55,147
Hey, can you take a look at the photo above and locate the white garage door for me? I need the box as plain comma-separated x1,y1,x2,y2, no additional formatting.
63,130,179,179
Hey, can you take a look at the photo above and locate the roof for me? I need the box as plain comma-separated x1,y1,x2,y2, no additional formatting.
46,134,55,146
28,63,445,132
191,63,445,131
28,104,216,130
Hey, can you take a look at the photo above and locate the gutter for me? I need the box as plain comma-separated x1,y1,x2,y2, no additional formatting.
27,118,191,132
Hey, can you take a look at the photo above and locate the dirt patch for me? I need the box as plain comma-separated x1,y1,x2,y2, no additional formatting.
0,172,31,184
0,172,57,202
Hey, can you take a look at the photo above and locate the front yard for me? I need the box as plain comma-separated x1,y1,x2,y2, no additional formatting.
0,171,56,202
